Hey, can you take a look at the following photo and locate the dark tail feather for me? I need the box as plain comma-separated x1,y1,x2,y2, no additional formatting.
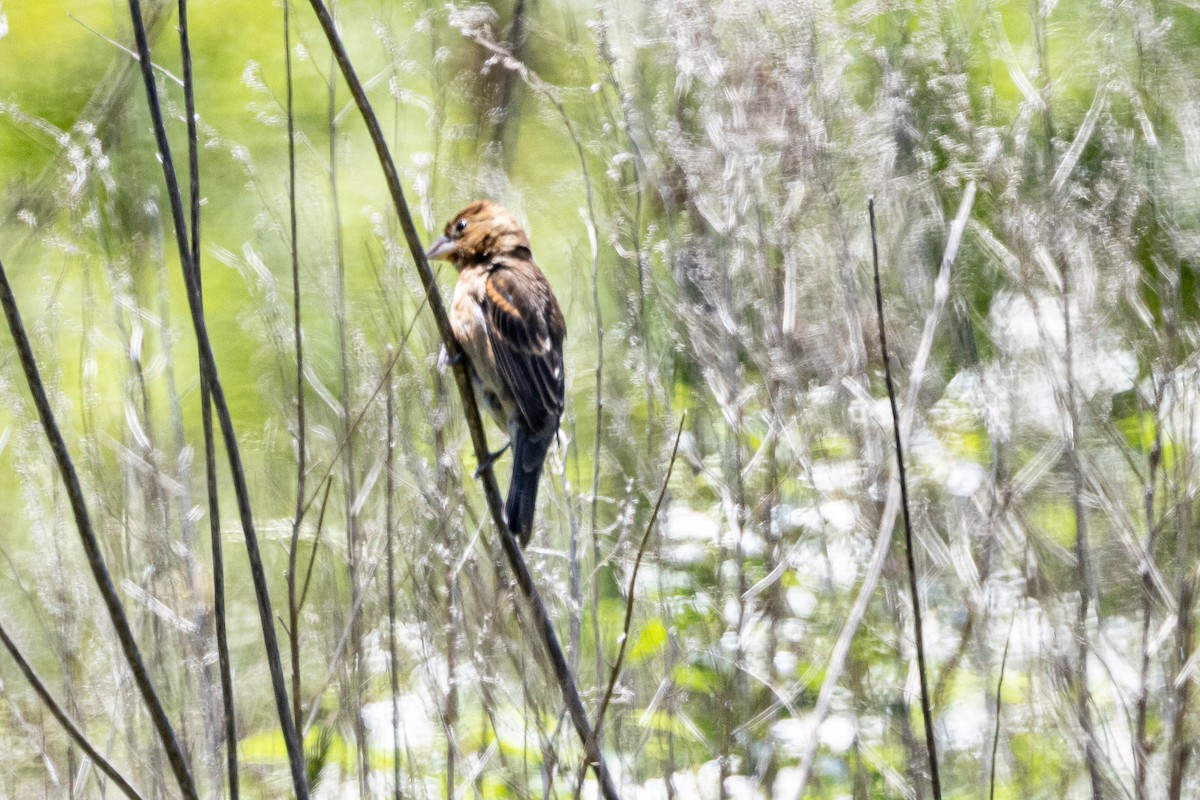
506,431,549,547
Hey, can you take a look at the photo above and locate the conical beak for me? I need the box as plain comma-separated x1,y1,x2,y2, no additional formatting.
426,235,456,261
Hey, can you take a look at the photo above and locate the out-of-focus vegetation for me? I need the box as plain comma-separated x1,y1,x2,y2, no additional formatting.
2,0,1199,797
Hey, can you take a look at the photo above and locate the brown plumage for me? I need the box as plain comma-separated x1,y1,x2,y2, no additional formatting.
427,200,566,545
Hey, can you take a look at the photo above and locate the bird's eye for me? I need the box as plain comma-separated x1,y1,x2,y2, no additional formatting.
455,219,469,234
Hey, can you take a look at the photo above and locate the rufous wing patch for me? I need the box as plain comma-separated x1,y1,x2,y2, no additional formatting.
486,278,523,321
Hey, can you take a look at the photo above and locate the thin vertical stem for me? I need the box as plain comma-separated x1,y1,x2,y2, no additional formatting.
989,616,1014,800
595,415,685,732
177,0,238,794
1167,426,1194,800
868,199,941,799
455,19,609,711
204,355,237,800
125,2,308,795
324,6,368,790
284,0,308,749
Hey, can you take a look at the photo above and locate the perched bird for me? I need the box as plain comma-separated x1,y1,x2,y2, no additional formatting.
427,200,566,546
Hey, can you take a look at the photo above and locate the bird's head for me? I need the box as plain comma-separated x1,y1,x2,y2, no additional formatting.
426,200,531,269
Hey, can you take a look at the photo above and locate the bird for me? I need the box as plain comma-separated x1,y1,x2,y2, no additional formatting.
426,200,566,546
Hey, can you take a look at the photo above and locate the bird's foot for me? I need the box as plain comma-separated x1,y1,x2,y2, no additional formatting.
437,346,465,373
474,442,511,478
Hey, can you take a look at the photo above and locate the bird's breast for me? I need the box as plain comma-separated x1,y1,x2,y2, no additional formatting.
450,272,511,423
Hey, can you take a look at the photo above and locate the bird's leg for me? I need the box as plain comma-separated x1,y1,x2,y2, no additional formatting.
474,441,511,478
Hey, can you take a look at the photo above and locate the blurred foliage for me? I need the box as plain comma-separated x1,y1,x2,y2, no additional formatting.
2,0,1200,798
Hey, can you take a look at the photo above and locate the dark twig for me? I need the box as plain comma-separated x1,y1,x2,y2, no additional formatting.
596,414,686,732
302,4,619,796
179,0,200,274
573,415,685,794
201,68,241,800
989,615,1015,800
298,476,334,614
125,2,307,796
0,255,198,800
793,183,973,797
868,198,941,799
177,0,238,792
0,620,146,800
284,0,308,743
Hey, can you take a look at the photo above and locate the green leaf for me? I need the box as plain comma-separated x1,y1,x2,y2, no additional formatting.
629,618,668,664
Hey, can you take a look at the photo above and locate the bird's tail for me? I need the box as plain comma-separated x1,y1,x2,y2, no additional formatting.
506,431,550,547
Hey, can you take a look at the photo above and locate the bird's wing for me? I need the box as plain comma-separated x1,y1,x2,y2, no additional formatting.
481,265,565,436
